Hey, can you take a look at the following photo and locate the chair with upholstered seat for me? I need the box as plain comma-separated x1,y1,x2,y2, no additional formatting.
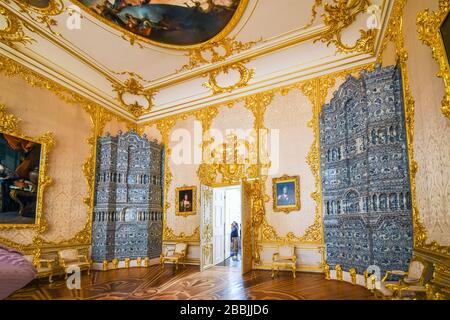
23,254,57,284
57,248,91,279
376,258,428,299
159,243,188,271
271,244,297,278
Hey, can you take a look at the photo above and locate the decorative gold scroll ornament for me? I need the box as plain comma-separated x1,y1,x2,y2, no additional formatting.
0,103,55,233
203,62,254,95
5,0,65,36
317,0,377,54
0,5,35,47
112,74,156,118
417,0,450,119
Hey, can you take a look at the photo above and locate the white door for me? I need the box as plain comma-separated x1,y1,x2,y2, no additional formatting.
200,185,214,271
213,188,225,265
241,181,253,274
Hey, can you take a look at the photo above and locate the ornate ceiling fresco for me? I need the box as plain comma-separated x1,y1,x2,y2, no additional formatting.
74,0,247,48
0,0,394,121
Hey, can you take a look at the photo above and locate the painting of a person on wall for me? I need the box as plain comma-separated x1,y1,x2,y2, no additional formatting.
176,186,196,216
0,133,41,225
273,175,300,213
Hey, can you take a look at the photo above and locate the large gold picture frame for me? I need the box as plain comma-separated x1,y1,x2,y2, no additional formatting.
272,175,301,213
70,0,249,50
0,104,54,230
417,0,450,119
175,185,197,217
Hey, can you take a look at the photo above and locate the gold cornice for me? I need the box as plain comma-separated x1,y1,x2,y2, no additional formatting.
417,0,450,119
0,0,389,116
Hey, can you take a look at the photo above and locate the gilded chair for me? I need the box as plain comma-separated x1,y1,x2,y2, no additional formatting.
57,248,91,279
271,244,297,278
23,254,57,284
159,243,188,271
377,258,428,299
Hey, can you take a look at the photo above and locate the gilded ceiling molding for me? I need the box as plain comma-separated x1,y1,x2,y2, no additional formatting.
0,54,133,125
6,0,65,36
112,76,157,118
377,0,431,249
417,0,450,119
177,37,261,73
316,0,377,54
0,5,35,47
203,62,254,95
176,37,261,95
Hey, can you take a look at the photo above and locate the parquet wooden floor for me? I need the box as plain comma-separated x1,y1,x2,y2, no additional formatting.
7,265,374,300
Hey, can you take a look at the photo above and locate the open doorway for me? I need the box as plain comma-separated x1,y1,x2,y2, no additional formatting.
212,185,242,269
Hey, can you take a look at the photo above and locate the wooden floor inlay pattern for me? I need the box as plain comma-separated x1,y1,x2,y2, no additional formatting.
7,266,374,300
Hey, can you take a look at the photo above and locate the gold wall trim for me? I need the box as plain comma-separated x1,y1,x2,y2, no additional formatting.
0,53,133,254
417,0,450,119
378,0,448,255
0,103,54,232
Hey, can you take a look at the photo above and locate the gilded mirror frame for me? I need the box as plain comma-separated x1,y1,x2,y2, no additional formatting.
417,0,450,119
0,103,54,230
70,0,249,50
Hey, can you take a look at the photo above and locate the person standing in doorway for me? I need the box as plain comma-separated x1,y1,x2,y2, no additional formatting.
231,221,239,260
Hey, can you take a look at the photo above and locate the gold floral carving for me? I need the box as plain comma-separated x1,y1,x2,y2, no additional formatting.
0,5,35,47
417,0,450,119
316,0,377,54
0,104,54,233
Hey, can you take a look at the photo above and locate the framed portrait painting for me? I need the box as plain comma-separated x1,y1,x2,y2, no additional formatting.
272,175,300,213
0,104,54,229
175,185,196,217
